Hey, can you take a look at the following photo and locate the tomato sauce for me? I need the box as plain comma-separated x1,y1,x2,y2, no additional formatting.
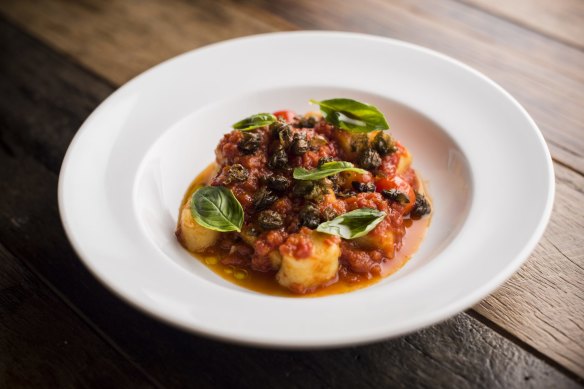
180,163,430,297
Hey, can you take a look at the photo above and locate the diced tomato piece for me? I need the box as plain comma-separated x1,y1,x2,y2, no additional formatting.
273,110,296,123
375,175,415,214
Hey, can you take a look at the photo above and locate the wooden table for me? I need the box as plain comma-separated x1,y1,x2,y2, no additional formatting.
0,1,582,387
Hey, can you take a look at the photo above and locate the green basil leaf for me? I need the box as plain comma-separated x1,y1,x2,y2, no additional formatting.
233,113,277,131
310,98,389,133
316,208,386,239
293,161,368,181
191,186,244,232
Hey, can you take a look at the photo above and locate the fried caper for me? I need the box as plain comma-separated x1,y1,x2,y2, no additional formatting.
237,132,261,154
410,191,431,219
224,164,249,184
253,187,278,211
296,116,317,128
351,181,376,193
371,132,397,157
257,210,284,230
292,180,315,197
269,147,288,169
266,175,291,192
270,121,290,140
381,189,410,204
357,148,381,170
299,205,321,229
291,133,309,155
317,156,335,168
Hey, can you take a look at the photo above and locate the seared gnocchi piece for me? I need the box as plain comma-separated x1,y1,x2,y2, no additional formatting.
276,229,341,293
176,201,220,253
396,146,412,174
355,229,395,259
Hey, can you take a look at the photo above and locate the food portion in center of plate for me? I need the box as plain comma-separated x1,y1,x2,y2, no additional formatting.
176,98,431,296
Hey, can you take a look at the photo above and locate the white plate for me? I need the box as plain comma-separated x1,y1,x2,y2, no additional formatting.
58,32,554,347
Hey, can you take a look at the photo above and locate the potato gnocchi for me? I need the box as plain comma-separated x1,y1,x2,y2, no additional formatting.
176,100,431,295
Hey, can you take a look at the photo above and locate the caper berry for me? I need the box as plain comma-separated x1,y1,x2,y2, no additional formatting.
382,189,410,204
357,148,381,170
253,187,278,211
291,134,309,155
237,132,261,154
352,181,376,193
410,191,431,219
266,175,291,192
257,210,284,230
299,205,321,229
224,164,249,184
269,147,288,169
292,180,315,197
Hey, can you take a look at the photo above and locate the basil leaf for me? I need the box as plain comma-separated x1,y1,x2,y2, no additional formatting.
233,113,277,131
191,186,244,232
316,208,386,239
310,98,389,133
293,161,367,181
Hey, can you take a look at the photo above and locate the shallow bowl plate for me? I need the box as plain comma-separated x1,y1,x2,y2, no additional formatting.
59,32,554,347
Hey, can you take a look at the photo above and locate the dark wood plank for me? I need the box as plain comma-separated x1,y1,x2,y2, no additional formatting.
476,162,584,376
2,2,584,378
0,17,112,174
0,244,159,388
0,18,581,388
0,146,579,389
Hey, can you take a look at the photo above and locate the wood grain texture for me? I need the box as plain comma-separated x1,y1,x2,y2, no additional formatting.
476,163,584,377
0,18,580,388
1,0,583,179
1,0,583,382
241,0,584,172
461,0,584,49
0,0,293,86
0,244,158,388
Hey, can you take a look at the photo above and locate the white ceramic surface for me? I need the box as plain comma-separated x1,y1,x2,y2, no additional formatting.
58,32,554,347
